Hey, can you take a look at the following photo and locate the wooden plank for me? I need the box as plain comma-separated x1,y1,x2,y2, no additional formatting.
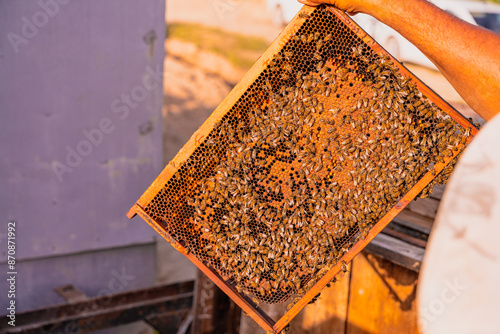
346,253,420,334
406,197,441,219
191,270,241,334
191,270,217,334
385,220,429,241
364,233,424,272
395,209,434,234
382,227,427,248
299,269,351,334
429,184,446,200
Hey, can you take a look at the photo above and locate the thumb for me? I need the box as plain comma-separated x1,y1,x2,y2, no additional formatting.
297,0,323,6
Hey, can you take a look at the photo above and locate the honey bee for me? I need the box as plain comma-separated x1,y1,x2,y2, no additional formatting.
316,40,324,51
313,53,323,61
283,62,293,72
329,107,340,115
463,127,471,137
284,50,294,59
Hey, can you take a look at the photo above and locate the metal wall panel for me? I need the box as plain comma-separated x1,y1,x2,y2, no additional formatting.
0,0,165,261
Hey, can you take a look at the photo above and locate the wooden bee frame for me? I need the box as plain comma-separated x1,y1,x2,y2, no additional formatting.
127,5,478,333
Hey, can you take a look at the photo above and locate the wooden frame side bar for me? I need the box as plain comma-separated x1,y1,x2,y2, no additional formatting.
129,6,318,212
132,205,277,332
273,140,467,332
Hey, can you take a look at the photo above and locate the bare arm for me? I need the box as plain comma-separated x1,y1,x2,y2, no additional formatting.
298,0,500,121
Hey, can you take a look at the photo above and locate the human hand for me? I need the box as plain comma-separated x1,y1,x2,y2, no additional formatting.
297,0,376,16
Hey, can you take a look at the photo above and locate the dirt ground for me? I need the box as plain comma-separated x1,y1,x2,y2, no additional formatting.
162,41,236,164
166,0,282,43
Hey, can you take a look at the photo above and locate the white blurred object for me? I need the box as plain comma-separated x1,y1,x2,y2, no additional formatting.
418,113,500,333
266,0,303,26
353,0,500,69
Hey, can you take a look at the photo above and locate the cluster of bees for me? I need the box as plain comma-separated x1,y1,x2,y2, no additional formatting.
140,7,476,311
184,35,472,306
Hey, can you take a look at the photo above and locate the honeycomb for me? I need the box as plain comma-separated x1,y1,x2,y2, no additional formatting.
139,5,474,315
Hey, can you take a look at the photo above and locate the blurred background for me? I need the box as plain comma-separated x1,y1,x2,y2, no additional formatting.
1,0,497,333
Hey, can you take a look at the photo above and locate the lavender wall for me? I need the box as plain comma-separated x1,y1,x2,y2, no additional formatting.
0,0,165,312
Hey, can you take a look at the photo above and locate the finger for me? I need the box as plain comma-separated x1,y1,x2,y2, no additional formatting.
297,0,322,6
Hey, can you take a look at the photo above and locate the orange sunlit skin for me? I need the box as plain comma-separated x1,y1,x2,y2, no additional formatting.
298,0,500,121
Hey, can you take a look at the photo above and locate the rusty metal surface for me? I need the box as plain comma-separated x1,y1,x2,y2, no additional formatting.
54,284,88,303
0,243,156,314
128,5,478,333
0,281,194,334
